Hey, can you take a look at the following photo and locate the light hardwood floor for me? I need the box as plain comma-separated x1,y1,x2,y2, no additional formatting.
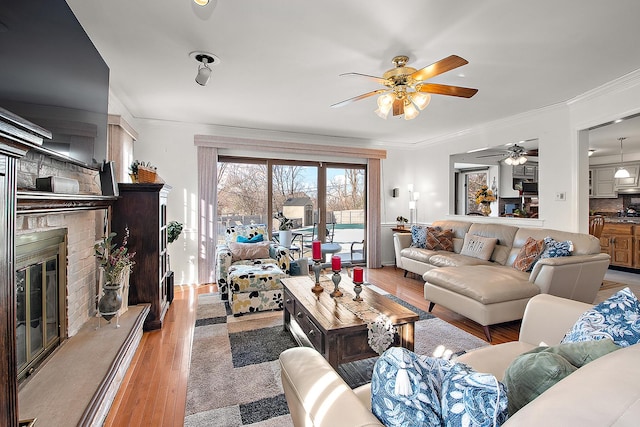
104,266,520,426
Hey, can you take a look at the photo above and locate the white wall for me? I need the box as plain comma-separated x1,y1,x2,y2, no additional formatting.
117,71,640,280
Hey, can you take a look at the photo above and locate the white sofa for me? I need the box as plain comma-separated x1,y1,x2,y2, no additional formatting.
393,220,610,340
280,294,640,427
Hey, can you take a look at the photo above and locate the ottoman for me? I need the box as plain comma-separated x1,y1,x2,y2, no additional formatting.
227,263,286,315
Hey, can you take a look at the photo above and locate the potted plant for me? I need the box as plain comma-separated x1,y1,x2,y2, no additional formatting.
396,216,409,229
274,212,294,247
166,221,183,303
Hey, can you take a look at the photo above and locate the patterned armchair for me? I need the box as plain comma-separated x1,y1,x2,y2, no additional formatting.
215,224,290,300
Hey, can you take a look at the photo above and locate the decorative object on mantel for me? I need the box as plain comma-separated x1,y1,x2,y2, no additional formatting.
94,228,135,326
330,255,343,297
311,240,324,294
35,176,80,194
474,185,496,216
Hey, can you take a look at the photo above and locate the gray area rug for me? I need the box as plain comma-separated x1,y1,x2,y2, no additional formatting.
184,292,488,426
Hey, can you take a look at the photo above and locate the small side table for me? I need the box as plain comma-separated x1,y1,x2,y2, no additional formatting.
392,227,411,233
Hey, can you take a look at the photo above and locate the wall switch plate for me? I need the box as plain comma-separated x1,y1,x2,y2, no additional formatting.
555,192,566,201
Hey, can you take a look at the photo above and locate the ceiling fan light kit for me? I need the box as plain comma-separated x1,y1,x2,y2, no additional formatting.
503,144,528,165
332,54,477,120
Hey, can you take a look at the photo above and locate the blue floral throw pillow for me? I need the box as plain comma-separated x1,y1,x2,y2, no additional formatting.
371,347,450,426
539,236,573,259
410,225,428,249
441,363,508,427
371,347,507,427
562,287,640,347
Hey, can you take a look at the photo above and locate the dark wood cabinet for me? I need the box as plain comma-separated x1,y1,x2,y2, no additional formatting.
112,183,172,330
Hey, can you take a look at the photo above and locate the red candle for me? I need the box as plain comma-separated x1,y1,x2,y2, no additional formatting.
353,267,363,283
312,240,321,260
332,255,341,271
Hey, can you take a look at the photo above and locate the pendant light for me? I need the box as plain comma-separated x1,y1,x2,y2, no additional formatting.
614,137,630,179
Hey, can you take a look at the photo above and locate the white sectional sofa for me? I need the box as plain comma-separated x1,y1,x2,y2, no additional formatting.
279,294,640,427
393,220,610,340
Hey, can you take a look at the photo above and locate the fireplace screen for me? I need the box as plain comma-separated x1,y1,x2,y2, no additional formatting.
15,229,66,382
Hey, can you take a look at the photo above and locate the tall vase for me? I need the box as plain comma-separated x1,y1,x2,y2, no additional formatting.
99,283,123,321
480,202,492,216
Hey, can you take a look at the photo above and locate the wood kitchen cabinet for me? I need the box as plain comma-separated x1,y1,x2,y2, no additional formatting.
112,183,172,330
600,223,634,268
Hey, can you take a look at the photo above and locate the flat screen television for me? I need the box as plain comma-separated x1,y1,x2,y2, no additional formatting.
0,0,109,169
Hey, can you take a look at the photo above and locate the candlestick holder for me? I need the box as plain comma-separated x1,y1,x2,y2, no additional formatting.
353,280,363,302
330,270,343,298
311,258,324,293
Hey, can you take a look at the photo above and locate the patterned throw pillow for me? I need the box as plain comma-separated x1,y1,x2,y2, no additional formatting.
371,347,448,426
371,347,507,427
410,225,428,248
237,233,264,243
562,287,640,347
459,233,498,261
426,228,455,252
539,236,573,259
441,363,508,426
512,237,545,272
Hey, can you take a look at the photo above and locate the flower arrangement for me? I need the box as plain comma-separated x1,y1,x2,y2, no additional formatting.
475,185,497,205
274,212,295,230
94,228,135,284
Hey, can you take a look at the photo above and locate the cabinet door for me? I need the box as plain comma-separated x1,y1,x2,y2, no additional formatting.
593,167,616,198
612,235,633,267
588,169,593,197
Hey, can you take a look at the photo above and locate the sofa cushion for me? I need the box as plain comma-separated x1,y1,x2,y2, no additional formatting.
426,227,454,252
540,236,573,259
424,265,539,304
410,225,428,248
400,247,437,264
512,237,545,272
427,252,494,268
468,223,518,265
503,339,620,415
228,241,271,261
460,233,498,261
562,287,640,347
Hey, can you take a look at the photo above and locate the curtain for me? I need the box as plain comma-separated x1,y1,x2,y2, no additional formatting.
197,146,218,284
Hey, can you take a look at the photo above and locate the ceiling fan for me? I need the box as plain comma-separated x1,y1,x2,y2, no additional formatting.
477,144,538,165
331,55,478,120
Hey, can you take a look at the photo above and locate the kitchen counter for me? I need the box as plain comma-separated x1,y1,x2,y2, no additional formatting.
604,217,640,224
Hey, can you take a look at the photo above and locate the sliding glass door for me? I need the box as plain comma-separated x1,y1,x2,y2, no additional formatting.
217,158,366,264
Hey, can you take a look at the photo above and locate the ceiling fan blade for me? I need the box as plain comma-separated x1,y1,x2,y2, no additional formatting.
410,55,469,82
330,89,388,108
416,83,478,98
339,72,388,86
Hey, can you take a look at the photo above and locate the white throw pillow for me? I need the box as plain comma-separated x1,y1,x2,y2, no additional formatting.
460,233,498,261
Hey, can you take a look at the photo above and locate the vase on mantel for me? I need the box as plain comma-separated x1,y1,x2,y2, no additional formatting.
480,202,492,216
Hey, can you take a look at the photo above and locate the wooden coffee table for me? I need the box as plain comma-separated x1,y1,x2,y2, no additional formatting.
282,274,418,368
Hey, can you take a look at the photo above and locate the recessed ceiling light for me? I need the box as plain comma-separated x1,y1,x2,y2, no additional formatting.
614,119,623,123
193,0,209,5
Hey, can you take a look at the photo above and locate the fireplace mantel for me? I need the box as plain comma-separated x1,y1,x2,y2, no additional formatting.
17,191,116,214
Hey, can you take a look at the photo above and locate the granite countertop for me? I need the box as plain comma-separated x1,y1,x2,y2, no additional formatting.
604,217,640,224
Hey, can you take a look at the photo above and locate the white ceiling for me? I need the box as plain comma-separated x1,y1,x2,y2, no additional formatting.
66,0,640,147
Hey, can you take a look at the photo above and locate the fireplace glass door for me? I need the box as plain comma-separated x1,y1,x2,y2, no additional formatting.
16,257,60,380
